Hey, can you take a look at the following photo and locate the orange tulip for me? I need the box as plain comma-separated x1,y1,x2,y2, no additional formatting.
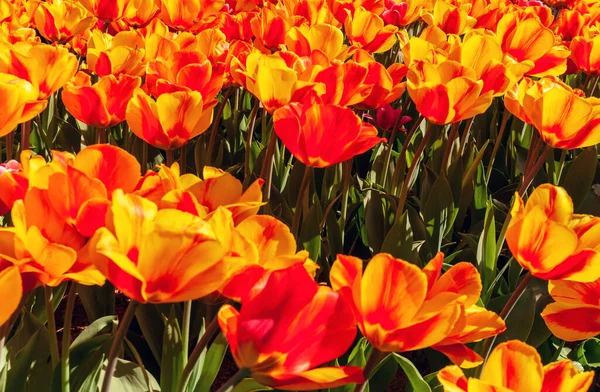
285,24,350,61
344,7,398,54
34,0,95,43
496,11,570,77
552,9,587,43
438,340,594,392
507,184,600,282
0,262,21,327
421,0,477,35
542,279,600,341
218,265,363,390
86,30,146,77
121,0,160,28
126,87,216,150
79,0,128,22
250,7,290,53
407,60,493,124
159,0,224,31
62,71,141,128
88,190,227,303
0,73,47,137
330,253,505,366
505,77,600,149
570,33,600,75
273,102,385,168
0,42,78,99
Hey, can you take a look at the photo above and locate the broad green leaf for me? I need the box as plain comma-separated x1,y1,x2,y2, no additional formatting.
99,359,160,391
561,147,597,210
381,211,414,261
489,288,535,346
392,354,432,392
422,174,454,253
370,355,398,391
192,332,229,392
231,379,272,392
6,329,52,392
575,338,600,368
135,304,166,363
476,200,496,291
77,282,115,323
185,319,207,392
161,306,184,392
299,197,323,261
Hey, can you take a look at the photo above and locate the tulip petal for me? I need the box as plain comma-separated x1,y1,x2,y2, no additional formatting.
542,360,594,392
435,343,483,368
0,266,22,326
437,365,469,392
264,366,364,390
481,340,543,392
428,262,482,307
541,302,600,341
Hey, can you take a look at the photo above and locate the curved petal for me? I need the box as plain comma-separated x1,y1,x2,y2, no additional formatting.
263,366,364,390
481,340,543,392
541,302,600,341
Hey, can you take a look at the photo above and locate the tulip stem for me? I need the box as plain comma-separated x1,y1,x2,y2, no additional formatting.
440,121,460,173
395,121,434,223
20,120,31,151
216,367,250,392
166,149,175,166
390,115,423,194
259,131,278,208
485,109,510,183
61,283,78,392
101,300,139,392
5,132,14,160
291,166,313,238
381,112,405,189
206,89,232,166
354,347,386,392
340,159,353,246
458,116,475,157
478,272,532,374
177,316,220,392
244,100,260,179
44,286,60,369
518,144,552,196
181,300,192,362
96,128,107,144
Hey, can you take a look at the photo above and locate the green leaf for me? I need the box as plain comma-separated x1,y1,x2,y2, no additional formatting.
392,354,432,392
135,303,166,363
6,329,52,392
489,288,535,345
422,174,454,253
370,355,398,391
365,191,387,253
561,147,598,210
185,319,207,392
99,359,160,391
299,198,323,261
476,199,496,292
575,338,600,368
29,284,67,325
330,338,368,392
192,332,229,392
231,379,272,392
161,306,185,392
77,282,115,323
381,211,414,261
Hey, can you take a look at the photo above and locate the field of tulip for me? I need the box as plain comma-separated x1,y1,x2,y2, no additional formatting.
1,0,600,391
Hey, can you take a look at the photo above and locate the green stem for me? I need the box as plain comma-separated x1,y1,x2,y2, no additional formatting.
61,283,78,392
485,109,510,183
181,300,192,362
177,316,220,392
390,115,423,193
395,122,434,222
353,347,386,392
340,160,352,246
44,286,60,369
440,121,460,172
291,166,313,238
458,117,475,156
206,88,232,167
381,113,405,188
518,145,552,195
478,272,532,373
244,100,260,179
215,368,250,392
101,300,139,392
259,131,278,208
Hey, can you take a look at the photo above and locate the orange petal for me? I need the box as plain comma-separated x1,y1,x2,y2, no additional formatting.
0,266,22,326
541,302,600,341
481,340,543,391
542,360,594,392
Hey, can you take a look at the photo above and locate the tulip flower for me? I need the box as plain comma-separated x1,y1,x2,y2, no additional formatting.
126,87,216,150
284,24,349,61
273,102,385,168
505,77,600,149
159,0,224,31
218,265,363,390
542,279,600,342
552,9,586,42
79,0,128,22
88,190,227,303
0,160,20,215
373,103,411,130
407,60,494,125
0,42,78,99
121,0,160,28
507,184,600,282
0,262,21,327
331,253,505,366
0,73,47,137
33,0,95,43
438,340,594,392
421,0,477,35
496,12,570,77
381,0,423,27
250,7,290,53
570,33,600,75
62,71,141,128
86,30,146,77
344,7,398,54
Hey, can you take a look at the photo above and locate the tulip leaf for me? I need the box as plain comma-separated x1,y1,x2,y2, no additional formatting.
575,338,600,368
489,287,535,346
299,198,323,261
28,284,68,325
392,354,432,392
365,190,387,253
161,306,185,392
561,147,598,210
99,359,160,391
422,174,454,254
231,379,272,392
476,199,496,292
6,328,52,392
381,210,414,261
135,304,166,363
370,355,399,391
77,282,115,323
185,318,207,392
192,332,229,392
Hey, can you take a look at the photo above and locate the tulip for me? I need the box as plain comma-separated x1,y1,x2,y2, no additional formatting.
552,9,586,42
0,262,21,326
496,11,570,77
273,102,385,168
250,7,290,53
570,33,600,75
62,71,141,128
421,0,477,35
88,190,227,303
330,253,505,366
218,265,363,390
507,184,600,282
126,87,216,150
407,60,493,124
344,7,398,54
121,0,160,28
285,24,349,61
0,42,78,99
373,103,411,130
79,0,128,22
159,0,224,31
381,0,422,27
34,0,96,43
0,73,47,137
86,30,146,77
438,340,594,392
505,77,600,149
